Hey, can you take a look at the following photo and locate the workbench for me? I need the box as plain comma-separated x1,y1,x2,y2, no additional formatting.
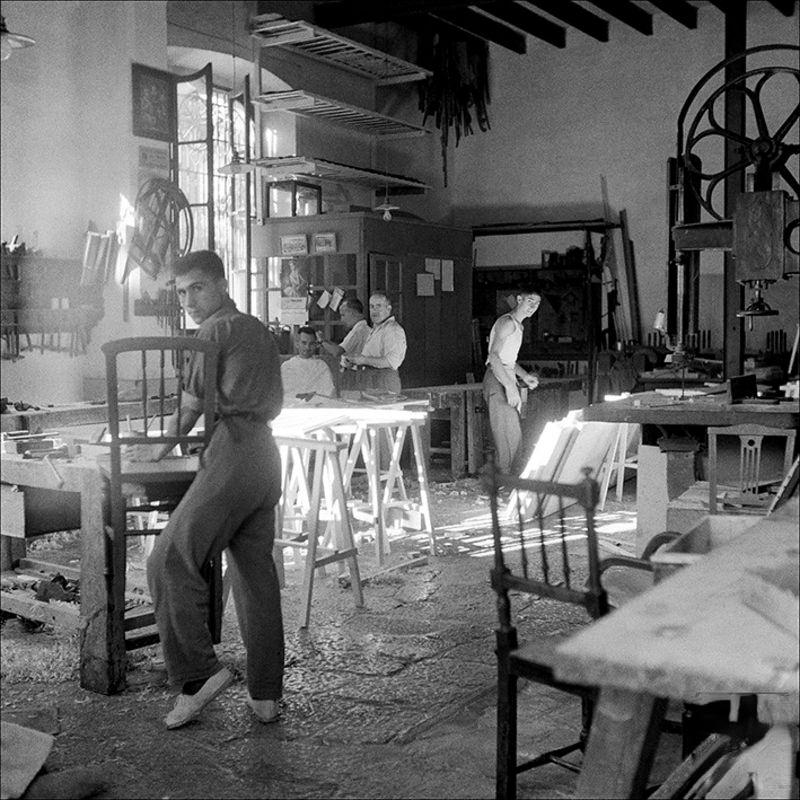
580,390,799,552
552,511,799,798
1,450,198,694
0,398,178,434
581,389,799,430
404,376,583,479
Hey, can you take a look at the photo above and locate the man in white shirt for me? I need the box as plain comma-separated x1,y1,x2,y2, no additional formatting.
483,289,541,474
317,298,370,392
345,292,407,394
281,326,336,402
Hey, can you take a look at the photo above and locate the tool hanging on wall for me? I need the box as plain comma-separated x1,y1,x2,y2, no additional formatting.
123,178,194,282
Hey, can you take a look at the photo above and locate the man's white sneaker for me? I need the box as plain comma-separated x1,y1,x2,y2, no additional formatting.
165,667,234,729
246,694,280,724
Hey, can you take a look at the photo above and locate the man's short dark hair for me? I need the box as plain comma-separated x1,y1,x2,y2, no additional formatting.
370,291,392,305
341,298,364,315
171,250,226,281
297,326,316,338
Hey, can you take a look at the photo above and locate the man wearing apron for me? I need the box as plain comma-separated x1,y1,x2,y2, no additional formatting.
346,291,407,395
128,250,284,729
483,289,541,474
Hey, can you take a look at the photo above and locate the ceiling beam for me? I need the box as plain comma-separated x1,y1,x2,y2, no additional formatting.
312,1,476,29
525,0,609,42
586,1,653,35
647,0,697,29
476,2,566,48
429,7,528,53
767,0,797,15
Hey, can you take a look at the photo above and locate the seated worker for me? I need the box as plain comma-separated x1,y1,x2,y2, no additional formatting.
316,297,370,392
281,325,336,401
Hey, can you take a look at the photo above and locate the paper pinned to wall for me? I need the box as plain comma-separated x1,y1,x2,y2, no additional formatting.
424,258,441,279
330,287,345,312
316,290,331,309
441,259,454,291
416,272,435,297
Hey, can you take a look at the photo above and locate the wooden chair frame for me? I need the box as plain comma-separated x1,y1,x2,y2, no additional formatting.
488,464,607,800
707,424,796,512
101,336,221,652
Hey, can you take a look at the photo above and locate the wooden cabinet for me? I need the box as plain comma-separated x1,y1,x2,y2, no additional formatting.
251,212,473,388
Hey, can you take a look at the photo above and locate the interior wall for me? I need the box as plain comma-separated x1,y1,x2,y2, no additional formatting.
1,0,168,404
450,2,799,353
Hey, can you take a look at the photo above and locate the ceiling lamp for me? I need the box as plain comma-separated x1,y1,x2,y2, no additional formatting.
219,149,254,175
374,190,399,222
219,3,254,175
1,14,35,61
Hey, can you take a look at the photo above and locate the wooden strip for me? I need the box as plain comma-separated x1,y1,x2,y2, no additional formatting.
0,589,82,629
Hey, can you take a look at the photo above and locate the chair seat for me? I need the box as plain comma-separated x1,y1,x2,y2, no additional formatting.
509,634,596,699
602,566,655,608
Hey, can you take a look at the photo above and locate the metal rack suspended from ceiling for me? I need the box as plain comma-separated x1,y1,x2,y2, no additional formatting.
250,14,432,85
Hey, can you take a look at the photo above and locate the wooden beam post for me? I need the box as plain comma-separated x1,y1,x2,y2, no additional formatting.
722,5,746,381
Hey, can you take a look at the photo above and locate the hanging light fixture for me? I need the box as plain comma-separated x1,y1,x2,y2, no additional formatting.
1,14,35,61
372,48,399,221
374,184,399,222
219,2,254,175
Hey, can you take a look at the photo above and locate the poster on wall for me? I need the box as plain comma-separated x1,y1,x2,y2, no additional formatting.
280,257,309,325
131,63,176,142
441,259,454,292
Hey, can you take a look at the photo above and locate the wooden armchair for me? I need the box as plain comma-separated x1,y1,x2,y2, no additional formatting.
488,463,607,800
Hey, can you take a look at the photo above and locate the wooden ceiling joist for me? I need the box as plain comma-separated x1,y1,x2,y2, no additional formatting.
767,0,798,15
312,1,475,29
429,6,527,53
526,0,610,42
477,2,566,48
647,0,697,29
587,0,654,35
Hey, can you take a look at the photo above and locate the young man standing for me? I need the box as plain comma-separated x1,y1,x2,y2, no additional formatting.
128,250,285,729
483,289,542,474
317,297,370,392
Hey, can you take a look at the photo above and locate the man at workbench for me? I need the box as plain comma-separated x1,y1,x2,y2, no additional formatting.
345,291,407,395
281,325,336,402
317,297,370,392
483,289,541,474
127,250,285,729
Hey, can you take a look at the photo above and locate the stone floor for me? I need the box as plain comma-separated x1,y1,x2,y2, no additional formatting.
1,470,683,798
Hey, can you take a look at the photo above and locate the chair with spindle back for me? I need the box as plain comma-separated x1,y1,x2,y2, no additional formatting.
488,463,607,800
101,336,222,653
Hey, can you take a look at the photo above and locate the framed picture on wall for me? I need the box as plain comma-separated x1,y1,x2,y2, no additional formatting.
131,63,175,142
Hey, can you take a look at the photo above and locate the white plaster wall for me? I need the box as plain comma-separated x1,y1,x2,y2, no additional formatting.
1,0,169,404
450,2,799,347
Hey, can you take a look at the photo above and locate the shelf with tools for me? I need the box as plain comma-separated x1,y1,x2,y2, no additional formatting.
1,253,104,359
250,15,432,85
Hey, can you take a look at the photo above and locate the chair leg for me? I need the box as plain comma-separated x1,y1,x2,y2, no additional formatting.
496,659,518,800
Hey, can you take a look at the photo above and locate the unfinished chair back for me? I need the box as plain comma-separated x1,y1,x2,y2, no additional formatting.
488,463,607,800
101,336,221,652
707,424,796,513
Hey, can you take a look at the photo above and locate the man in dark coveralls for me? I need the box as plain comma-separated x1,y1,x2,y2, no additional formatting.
128,250,284,729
